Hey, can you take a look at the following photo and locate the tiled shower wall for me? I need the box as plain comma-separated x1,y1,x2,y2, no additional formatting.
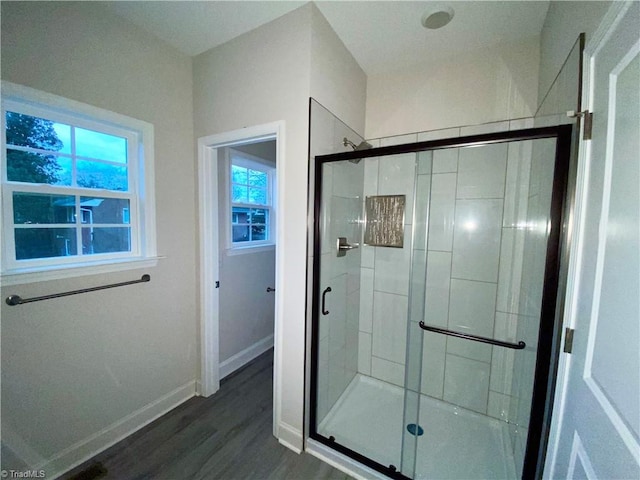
357,119,551,427
356,148,416,385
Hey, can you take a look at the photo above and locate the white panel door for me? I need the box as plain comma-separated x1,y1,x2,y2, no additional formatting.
547,2,640,478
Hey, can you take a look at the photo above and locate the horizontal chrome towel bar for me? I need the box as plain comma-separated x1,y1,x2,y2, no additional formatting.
5,274,151,306
419,321,526,350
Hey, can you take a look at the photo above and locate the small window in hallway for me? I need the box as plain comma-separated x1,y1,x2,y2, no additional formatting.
229,148,275,247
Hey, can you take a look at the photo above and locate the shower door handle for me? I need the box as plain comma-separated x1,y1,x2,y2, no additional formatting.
321,286,332,315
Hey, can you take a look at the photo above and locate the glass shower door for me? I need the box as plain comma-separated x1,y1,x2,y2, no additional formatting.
312,156,368,459
312,151,423,478
411,134,570,479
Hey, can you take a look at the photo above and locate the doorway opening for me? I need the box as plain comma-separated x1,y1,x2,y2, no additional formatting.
198,122,284,437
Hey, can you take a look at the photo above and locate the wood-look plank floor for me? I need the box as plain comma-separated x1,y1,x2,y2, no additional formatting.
62,350,351,480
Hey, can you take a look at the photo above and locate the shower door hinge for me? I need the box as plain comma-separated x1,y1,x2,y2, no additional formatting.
564,328,575,354
566,110,593,140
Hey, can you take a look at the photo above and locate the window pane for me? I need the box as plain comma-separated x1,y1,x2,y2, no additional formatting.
83,227,131,254
251,225,267,241
232,225,250,243
15,228,77,259
232,165,248,185
231,207,269,243
248,169,267,187
13,193,75,224
75,128,127,163
232,185,248,203
77,159,128,191
250,208,268,224
5,111,70,154
6,149,72,185
248,187,267,205
231,206,250,224
79,197,130,224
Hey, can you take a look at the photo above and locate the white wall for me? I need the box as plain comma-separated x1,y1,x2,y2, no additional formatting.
1,1,196,476
193,4,313,449
365,38,540,139
233,142,277,163
310,5,367,136
538,1,612,102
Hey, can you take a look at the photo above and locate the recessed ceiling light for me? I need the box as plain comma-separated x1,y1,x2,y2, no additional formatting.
421,7,455,30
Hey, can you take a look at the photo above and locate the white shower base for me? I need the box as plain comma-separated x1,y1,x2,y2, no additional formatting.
318,374,517,479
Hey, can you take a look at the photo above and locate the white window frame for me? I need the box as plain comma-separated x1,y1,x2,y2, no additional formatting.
227,148,276,252
1,82,157,285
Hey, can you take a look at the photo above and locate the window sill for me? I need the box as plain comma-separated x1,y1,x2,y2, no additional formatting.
226,244,275,256
1,256,164,286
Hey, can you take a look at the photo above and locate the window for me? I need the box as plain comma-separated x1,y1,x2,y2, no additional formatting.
1,82,156,282
229,149,275,248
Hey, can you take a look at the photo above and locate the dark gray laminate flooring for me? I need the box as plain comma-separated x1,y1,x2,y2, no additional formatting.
62,349,351,480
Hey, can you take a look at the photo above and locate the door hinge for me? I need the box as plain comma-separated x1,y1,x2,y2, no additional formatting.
215,281,220,289
566,110,593,140
564,328,575,354
582,111,593,140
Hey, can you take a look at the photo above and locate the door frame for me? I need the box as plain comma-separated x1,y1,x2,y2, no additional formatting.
197,122,285,430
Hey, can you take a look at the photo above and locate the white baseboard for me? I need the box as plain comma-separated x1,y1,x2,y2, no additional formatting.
43,381,196,479
219,334,274,380
277,422,303,453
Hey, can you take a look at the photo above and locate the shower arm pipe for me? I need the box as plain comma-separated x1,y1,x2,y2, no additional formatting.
418,321,526,350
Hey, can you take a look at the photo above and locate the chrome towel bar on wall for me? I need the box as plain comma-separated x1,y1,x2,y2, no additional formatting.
419,321,526,350
5,274,151,306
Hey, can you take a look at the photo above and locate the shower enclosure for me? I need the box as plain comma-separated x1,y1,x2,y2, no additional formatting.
309,125,572,479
